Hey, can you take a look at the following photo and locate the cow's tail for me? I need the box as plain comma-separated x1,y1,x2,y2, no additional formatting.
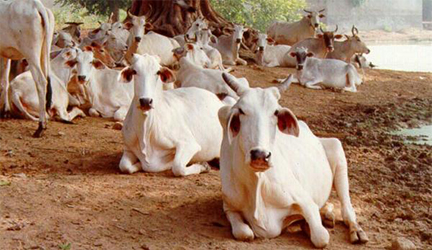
34,1,54,110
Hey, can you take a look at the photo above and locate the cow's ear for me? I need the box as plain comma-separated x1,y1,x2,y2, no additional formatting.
158,67,176,83
65,59,78,68
319,14,325,18
124,22,133,30
307,52,314,57
267,37,275,44
119,67,136,83
210,35,218,44
221,107,241,144
83,46,93,52
92,60,106,70
91,28,101,34
186,43,194,50
317,34,323,38
290,52,296,58
145,22,154,30
276,108,299,137
344,34,350,40
335,34,343,39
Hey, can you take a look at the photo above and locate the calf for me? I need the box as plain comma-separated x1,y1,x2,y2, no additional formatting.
65,48,134,121
173,43,211,69
218,73,368,248
254,33,291,67
53,30,75,48
118,54,224,176
327,26,370,62
210,25,248,66
267,9,325,45
62,22,83,43
290,47,362,92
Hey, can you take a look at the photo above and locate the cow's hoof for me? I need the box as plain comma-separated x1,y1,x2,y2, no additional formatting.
32,122,46,138
200,162,211,173
233,224,254,241
322,211,335,228
350,225,368,244
311,226,330,249
0,108,11,118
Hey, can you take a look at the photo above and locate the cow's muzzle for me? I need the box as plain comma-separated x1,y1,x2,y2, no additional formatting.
235,38,241,44
77,75,86,83
250,149,271,171
366,49,371,54
135,37,142,43
258,46,264,52
139,98,153,111
297,64,304,71
327,46,334,52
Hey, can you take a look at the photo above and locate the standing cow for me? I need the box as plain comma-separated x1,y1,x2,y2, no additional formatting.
218,73,368,248
267,9,325,45
0,0,55,137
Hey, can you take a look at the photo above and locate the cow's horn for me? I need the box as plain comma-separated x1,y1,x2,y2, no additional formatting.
333,25,338,33
319,8,326,12
303,9,312,14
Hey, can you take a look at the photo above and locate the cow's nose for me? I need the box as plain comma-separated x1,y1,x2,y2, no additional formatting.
236,38,241,43
259,46,264,51
139,98,153,111
135,37,142,43
366,49,371,54
314,23,319,28
77,75,86,82
297,65,303,70
250,149,271,162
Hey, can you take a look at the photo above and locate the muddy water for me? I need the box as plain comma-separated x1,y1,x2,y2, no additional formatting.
367,43,432,73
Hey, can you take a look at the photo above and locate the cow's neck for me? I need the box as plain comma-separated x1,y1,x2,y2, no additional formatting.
230,35,241,59
339,40,355,61
300,17,316,35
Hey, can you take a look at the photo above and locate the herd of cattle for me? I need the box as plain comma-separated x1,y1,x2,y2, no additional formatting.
0,0,375,248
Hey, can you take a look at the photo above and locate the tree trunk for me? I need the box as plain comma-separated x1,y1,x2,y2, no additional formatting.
130,0,232,37
109,1,120,23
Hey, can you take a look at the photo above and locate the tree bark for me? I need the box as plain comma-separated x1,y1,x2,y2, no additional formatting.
130,0,232,37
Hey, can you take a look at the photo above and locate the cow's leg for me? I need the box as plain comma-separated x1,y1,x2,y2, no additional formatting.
28,62,49,138
320,202,335,228
113,106,128,121
89,108,100,117
224,202,254,241
319,138,368,244
343,74,357,92
235,58,247,66
0,58,11,118
11,92,39,121
119,149,141,174
296,198,330,248
57,107,85,122
171,141,207,176
303,80,323,90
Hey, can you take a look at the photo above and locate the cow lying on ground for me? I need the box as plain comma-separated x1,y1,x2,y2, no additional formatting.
65,47,134,121
254,33,291,67
174,17,208,47
290,47,362,92
195,28,227,70
118,54,224,176
327,26,370,63
218,73,368,248
267,9,325,45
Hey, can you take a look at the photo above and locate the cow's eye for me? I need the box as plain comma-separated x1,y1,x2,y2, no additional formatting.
100,49,105,53
239,108,245,115
274,110,279,116
196,24,199,27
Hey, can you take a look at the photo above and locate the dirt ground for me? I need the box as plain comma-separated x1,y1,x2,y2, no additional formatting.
1,64,432,250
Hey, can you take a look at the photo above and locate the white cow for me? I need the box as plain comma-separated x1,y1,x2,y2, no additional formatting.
254,33,291,67
50,48,79,86
174,17,208,47
218,73,368,248
267,9,325,46
65,48,134,121
8,71,85,122
172,43,211,69
87,22,112,40
118,54,224,176
290,47,362,92
210,25,248,66
53,30,75,48
177,57,249,102
0,0,55,137
195,28,227,70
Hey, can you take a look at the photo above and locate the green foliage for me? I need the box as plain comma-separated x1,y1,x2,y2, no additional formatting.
55,0,132,17
53,3,107,29
210,0,306,32
58,243,71,250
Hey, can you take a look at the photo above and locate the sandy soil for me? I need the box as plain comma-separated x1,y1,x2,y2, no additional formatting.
360,28,432,44
1,65,432,250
